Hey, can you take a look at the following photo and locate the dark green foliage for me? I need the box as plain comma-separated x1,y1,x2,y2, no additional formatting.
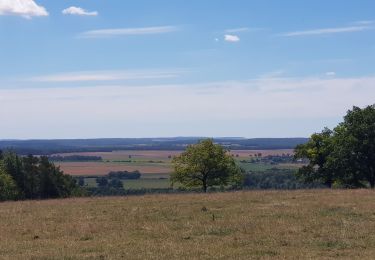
243,169,325,189
108,179,123,189
107,170,141,180
96,177,109,187
0,151,81,200
295,105,375,188
78,177,85,186
0,167,19,201
294,128,335,187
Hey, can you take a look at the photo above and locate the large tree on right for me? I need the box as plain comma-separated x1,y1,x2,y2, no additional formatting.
295,105,375,188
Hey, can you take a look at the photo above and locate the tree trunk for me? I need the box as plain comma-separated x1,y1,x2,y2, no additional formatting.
370,168,375,189
370,179,375,189
202,179,207,193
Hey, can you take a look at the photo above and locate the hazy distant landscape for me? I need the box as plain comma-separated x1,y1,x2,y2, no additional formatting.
0,137,307,155
0,138,302,191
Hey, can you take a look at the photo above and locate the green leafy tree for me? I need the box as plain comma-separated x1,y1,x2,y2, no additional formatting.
294,128,335,187
2,151,25,198
22,155,40,199
295,105,375,188
108,178,124,189
0,168,19,201
329,105,375,188
171,139,243,192
0,151,80,200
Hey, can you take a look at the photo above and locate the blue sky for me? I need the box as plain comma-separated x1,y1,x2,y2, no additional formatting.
0,0,375,139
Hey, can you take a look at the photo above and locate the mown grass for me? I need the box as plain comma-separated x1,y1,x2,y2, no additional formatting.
1,190,375,259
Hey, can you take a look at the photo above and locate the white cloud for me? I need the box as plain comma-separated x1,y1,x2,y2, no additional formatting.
224,34,240,42
325,72,336,77
29,69,185,83
81,26,179,38
280,25,372,37
259,70,285,79
62,6,98,16
0,0,48,18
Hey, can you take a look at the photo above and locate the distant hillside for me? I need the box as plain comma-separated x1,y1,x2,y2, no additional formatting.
0,137,308,155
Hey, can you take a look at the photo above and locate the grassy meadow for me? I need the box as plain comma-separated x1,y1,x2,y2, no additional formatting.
1,189,375,259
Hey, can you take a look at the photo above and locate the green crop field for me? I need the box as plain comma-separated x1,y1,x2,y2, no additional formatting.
1,189,375,259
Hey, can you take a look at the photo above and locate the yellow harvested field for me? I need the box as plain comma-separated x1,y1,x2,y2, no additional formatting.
57,162,171,176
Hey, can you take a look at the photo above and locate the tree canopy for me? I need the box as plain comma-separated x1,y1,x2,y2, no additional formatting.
171,139,243,192
0,151,81,201
295,105,375,188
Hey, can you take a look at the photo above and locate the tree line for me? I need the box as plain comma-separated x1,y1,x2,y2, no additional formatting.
48,155,102,162
0,151,81,201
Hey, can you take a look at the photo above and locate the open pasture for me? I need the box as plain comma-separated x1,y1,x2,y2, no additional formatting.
1,189,375,259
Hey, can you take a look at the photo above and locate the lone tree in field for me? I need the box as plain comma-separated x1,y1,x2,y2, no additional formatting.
171,139,243,192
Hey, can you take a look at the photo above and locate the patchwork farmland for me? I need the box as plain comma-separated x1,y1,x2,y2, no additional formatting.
55,149,295,176
52,149,297,190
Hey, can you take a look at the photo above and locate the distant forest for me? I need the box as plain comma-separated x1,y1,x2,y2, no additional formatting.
0,137,308,155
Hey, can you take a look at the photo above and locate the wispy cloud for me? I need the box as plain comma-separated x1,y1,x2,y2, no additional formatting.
1,74,375,138
2,76,375,137
80,26,179,38
62,6,98,16
225,27,250,33
280,25,372,37
0,0,48,18
325,72,336,77
225,27,263,33
259,70,286,79
224,34,240,42
29,69,185,83
353,20,374,25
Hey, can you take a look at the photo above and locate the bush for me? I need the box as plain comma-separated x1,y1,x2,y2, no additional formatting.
0,170,19,201
108,171,141,180
243,168,326,190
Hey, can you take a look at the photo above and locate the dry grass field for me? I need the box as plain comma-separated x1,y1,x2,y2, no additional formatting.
1,189,375,259
57,161,171,176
